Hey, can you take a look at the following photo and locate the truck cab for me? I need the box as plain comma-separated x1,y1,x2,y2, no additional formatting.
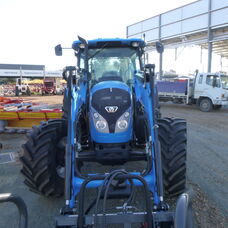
194,73,228,111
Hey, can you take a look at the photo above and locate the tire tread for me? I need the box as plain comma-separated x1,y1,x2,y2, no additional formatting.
20,119,66,197
158,117,187,197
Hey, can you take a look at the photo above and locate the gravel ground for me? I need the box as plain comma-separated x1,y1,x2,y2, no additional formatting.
160,102,228,227
0,96,227,227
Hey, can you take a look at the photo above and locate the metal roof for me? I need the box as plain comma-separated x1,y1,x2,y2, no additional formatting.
127,0,228,59
0,64,45,70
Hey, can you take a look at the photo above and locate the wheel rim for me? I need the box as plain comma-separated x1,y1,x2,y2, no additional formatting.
201,100,209,111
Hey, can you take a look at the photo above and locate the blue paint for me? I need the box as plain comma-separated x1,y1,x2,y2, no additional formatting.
72,38,145,51
89,81,133,143
65,38,161,209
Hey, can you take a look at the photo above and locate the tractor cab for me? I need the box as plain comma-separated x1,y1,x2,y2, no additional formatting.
72,39,145,87
69,38,147,164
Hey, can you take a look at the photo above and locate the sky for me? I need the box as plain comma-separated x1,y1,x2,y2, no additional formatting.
0,0,201,72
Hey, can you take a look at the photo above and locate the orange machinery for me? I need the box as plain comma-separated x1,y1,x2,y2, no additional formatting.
0,96,62,130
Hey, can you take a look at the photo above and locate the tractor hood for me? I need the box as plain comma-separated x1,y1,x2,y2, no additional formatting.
89,81,133,143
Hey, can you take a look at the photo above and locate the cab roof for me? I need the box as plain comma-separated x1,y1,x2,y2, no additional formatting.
72,38,145,51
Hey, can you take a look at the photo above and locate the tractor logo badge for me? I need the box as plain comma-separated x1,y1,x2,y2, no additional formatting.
105,106,118,113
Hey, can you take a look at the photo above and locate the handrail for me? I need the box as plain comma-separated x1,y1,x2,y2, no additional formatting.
0,193,28,228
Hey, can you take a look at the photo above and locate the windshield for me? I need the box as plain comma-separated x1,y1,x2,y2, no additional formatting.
80,47,141,85
221,75,228,90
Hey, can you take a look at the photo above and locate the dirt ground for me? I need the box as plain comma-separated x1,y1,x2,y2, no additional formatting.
161,103,228,227
0,95,227,228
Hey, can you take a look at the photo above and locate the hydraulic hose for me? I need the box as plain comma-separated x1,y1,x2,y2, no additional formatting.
77,173,153,228
101,171,135,228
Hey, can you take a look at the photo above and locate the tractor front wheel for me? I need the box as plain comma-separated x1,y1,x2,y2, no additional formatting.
20,119,66,197
158,118,187,197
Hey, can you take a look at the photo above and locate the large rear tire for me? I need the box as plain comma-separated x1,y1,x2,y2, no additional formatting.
20,119,66,197
158,118,187,197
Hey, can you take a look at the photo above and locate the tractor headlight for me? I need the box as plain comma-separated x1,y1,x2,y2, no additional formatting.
132,41,139,47
117,120,128,129
92,109,109,133
96,120,107,130
115,111,131,133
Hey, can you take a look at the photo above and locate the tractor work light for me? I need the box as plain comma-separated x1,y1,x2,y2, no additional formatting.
79,43,85,49
132,42,139,47
124,112,130,118
93,112,99,119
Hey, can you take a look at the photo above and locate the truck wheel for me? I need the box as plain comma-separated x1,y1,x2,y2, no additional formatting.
20,119,67,197
158,118,187,197
199,98,212,112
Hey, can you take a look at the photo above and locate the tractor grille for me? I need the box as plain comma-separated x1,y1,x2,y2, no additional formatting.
91,88,131,133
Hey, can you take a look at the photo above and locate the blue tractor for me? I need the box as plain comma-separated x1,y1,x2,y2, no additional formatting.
20,37,192,227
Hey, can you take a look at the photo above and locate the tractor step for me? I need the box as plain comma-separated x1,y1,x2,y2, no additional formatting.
55,211,174,227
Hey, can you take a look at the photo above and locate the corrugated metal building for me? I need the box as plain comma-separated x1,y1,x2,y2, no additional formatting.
127,0,228,75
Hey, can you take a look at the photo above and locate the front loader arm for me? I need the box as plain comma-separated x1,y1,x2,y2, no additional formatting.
133,65,164,206
63,67,87,208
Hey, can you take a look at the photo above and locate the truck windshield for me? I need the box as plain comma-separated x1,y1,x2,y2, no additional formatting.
221,75,228,90
86,47,141,85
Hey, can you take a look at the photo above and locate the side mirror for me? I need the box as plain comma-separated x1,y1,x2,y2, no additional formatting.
144,64,155,82
55,44,62,56
155,42,164,54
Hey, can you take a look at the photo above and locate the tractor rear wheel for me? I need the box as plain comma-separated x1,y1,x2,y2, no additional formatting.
20,119,66,197
158,118,187,197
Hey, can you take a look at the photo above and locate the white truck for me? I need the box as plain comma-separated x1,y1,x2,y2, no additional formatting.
157,72,228,112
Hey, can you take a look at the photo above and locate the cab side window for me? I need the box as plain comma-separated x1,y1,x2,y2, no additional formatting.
206,75,220,88
198,74,203,84
206,75,213,86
